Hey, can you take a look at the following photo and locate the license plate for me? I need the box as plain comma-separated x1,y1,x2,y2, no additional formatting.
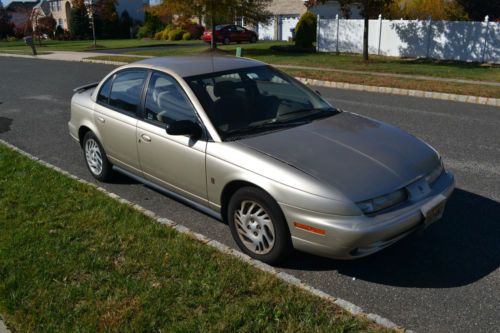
421,194,447,227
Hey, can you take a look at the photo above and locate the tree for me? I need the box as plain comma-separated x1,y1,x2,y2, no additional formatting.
94,0,119,38
455,0,499,21
0,0,14,38
148,0,272,49
385,0,468,20
119,10,133,38
69,0,90,38
36,15,57,37
294,11,316,49
359,0,394,61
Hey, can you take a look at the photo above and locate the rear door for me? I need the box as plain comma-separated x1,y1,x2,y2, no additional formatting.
137,71,208,204
94,69,148,174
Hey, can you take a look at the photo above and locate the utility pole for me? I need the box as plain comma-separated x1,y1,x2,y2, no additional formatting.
86,0,97,47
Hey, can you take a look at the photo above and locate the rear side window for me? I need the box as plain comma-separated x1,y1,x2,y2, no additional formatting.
109,70,148,113
97,75,113,104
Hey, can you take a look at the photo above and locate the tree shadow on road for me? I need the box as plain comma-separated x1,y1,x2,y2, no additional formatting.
281,188,500,288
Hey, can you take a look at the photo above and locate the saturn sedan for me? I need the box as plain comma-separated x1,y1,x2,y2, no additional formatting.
68,56,455,264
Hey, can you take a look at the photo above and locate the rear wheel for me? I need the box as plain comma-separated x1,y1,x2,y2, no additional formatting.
82,131,113,182
250,35,257,43
223,37,230,45
228,187,292,264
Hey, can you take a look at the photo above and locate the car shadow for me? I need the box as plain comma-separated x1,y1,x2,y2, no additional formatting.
280,188,500,288
108,171,141,185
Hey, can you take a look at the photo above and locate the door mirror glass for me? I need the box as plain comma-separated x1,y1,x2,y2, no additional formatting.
166,120,202,138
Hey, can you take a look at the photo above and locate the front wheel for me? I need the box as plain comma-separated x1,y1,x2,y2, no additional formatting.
228,187,292,264
223,37,230,45
250,36,257,43
82,131,113,182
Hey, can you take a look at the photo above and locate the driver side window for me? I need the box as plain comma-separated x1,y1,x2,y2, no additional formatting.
144,72,198,126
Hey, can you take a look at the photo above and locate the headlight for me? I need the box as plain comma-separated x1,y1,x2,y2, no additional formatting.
357,189,407,214
425,160,444,185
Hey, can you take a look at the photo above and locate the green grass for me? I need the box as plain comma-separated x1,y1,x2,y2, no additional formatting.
0,39,201,52
0,49,52,55
0,144,393,332
123,41,500,83
85,45,500,98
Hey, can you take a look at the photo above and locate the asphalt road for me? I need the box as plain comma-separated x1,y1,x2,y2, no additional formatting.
1,57,499,332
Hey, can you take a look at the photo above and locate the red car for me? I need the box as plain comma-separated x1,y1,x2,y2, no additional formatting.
202,25,258,45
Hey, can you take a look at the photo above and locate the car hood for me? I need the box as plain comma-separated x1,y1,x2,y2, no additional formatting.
237,112,440,202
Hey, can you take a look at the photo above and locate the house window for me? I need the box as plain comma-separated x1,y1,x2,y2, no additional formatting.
58,18,63,27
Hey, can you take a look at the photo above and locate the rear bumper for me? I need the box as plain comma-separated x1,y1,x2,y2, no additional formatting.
68,121,79,143
282,171,455,259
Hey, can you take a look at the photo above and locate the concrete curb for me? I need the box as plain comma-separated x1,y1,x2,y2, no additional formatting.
0,317,9,333
294,77,500,107
80,58,500,107
0,139,412,332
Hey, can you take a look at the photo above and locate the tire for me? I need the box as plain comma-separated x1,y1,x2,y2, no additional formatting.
223,37,230,45
250,36,257,43
82,131,113,182
228,187,293,264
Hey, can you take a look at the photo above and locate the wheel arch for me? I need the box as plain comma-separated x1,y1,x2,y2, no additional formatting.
77,122,102,148
220,180,270,224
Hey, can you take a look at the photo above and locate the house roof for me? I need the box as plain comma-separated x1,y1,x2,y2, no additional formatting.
33,0,50,16
266,0,307,16
6,0,40,12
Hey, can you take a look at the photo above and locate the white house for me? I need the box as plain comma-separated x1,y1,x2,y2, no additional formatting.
257,0,361,41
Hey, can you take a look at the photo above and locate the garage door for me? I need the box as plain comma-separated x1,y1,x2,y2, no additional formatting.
258,19,275,40
280,16,299,41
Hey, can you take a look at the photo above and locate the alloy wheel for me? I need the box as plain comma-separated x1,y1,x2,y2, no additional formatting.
85,138,103,175
234,200,275,254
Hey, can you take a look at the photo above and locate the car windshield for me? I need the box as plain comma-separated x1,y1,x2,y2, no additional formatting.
185,65,338,140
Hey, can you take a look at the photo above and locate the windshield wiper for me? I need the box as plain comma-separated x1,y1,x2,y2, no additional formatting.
277,108,338,121
224,120,309,141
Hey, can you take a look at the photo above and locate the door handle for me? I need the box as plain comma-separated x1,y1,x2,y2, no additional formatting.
141,134,152,142
96,116,105,123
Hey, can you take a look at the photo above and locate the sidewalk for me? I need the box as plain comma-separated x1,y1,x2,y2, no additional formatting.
0,50,148,62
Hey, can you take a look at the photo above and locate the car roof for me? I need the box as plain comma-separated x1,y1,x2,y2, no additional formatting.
131,55,265,78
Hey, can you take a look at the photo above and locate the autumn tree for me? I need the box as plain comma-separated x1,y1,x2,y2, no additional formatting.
385,0,468,20
69,0,90,38
0,0,14,38
148,0,272,49
94,0,119,38
35,14,57,40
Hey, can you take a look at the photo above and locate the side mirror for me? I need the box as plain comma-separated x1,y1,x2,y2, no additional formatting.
166,120,202,139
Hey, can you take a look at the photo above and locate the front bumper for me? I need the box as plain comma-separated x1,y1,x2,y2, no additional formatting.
281,171,455,259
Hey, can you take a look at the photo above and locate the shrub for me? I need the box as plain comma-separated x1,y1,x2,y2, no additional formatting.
294,11,317,49
161,28,170,40
137,25,152,38
168,28,185,41
154,31,163,40
182,32,191,40
185,23,204,40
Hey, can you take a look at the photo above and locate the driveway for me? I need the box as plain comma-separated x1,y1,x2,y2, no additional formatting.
0,57,498,332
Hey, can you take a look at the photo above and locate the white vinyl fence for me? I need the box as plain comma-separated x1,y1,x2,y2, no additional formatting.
317,15,500,63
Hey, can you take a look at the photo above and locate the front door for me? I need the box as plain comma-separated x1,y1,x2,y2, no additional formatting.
137,71,208,205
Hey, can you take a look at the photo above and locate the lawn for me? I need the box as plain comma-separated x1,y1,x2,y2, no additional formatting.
0,143,393,332
0,39,202,52
86,44,500,99
124,41,500,83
